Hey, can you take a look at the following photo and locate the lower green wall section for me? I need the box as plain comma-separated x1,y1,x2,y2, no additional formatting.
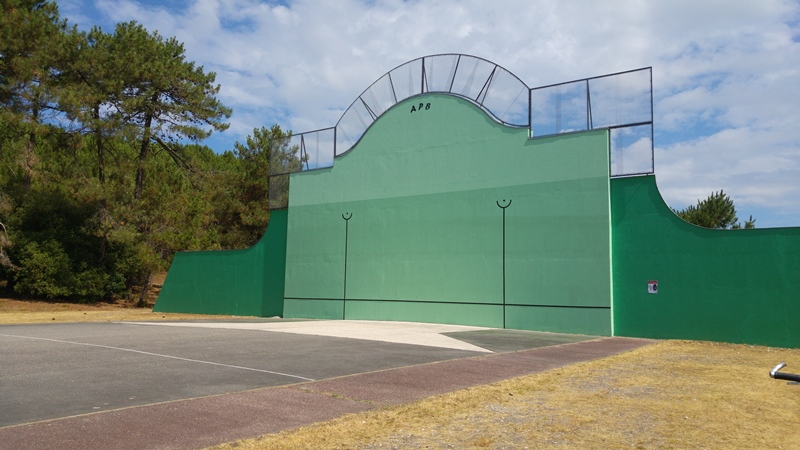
505,305,612,336
284,298,344,320
346,300,503,328
611,175,800,348
154,209,288,316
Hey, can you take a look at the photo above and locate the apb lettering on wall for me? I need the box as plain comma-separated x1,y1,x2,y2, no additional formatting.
410,102,431,113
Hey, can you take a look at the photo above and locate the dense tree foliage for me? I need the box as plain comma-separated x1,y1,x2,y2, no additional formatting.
673,190,756,230
0,2,292,303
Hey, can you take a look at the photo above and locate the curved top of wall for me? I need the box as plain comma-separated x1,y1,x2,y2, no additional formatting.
334,54,530,156
267,58,654,209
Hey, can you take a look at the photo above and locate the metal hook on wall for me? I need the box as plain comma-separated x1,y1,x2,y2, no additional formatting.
341,212,352,319
496,199,511,328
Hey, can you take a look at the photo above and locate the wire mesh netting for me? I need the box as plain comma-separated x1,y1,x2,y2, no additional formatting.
389,58,423,103
450,55,496,101
588,69,652,129
290,127,335,171
361,73,396,120
335,54,530,156
268,135,295,176
530,67,653,176
335,100,373,156
423,54,459,92
480,67,529,126
610,124,653,177
267,128,334,209
531,80,589,135
268,174,290,210
270,57,654,209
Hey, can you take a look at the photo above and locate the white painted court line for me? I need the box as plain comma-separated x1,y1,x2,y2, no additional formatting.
0,333,315,382
122,320,494,353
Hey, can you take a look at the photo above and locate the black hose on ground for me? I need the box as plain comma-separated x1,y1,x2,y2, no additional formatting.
770,362,800,383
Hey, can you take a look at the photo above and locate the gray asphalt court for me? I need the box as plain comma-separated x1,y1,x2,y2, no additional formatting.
0,319,650,449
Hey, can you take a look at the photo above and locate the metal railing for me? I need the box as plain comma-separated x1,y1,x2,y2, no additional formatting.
530,67,654,177
268,127,336,209
335,54,530,155
267,57,655,209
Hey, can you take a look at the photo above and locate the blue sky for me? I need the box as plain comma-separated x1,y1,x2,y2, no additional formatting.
55,0,800,228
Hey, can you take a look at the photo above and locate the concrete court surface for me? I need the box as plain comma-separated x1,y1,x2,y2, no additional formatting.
0,319,650,449
0,320,497,427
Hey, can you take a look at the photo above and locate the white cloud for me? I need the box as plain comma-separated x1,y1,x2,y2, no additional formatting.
55,0,800,227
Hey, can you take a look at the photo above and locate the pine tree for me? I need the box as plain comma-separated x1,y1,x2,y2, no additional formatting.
674,190,756,229
0,5,297,303
56,26,122,183
0,0,68,192
231,125,296,245
105,21,232,200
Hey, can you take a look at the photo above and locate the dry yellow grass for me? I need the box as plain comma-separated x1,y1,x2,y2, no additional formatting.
215,340,800,450
0,298,243,324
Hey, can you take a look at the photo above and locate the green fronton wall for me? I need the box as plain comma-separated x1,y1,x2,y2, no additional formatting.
153,93,800,348
611,175,800,348
284,94,613,335
154,209,288,316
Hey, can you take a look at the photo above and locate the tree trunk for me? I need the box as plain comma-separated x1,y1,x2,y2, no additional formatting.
23,102,39,194
93,104,104,183
98,199,107,264
137,271,151,308
134,112,153,200
23,136,35,194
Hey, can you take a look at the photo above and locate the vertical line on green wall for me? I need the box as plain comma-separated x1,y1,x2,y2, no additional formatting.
497,199,512,328
342,212,352,319
606,131,615,336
